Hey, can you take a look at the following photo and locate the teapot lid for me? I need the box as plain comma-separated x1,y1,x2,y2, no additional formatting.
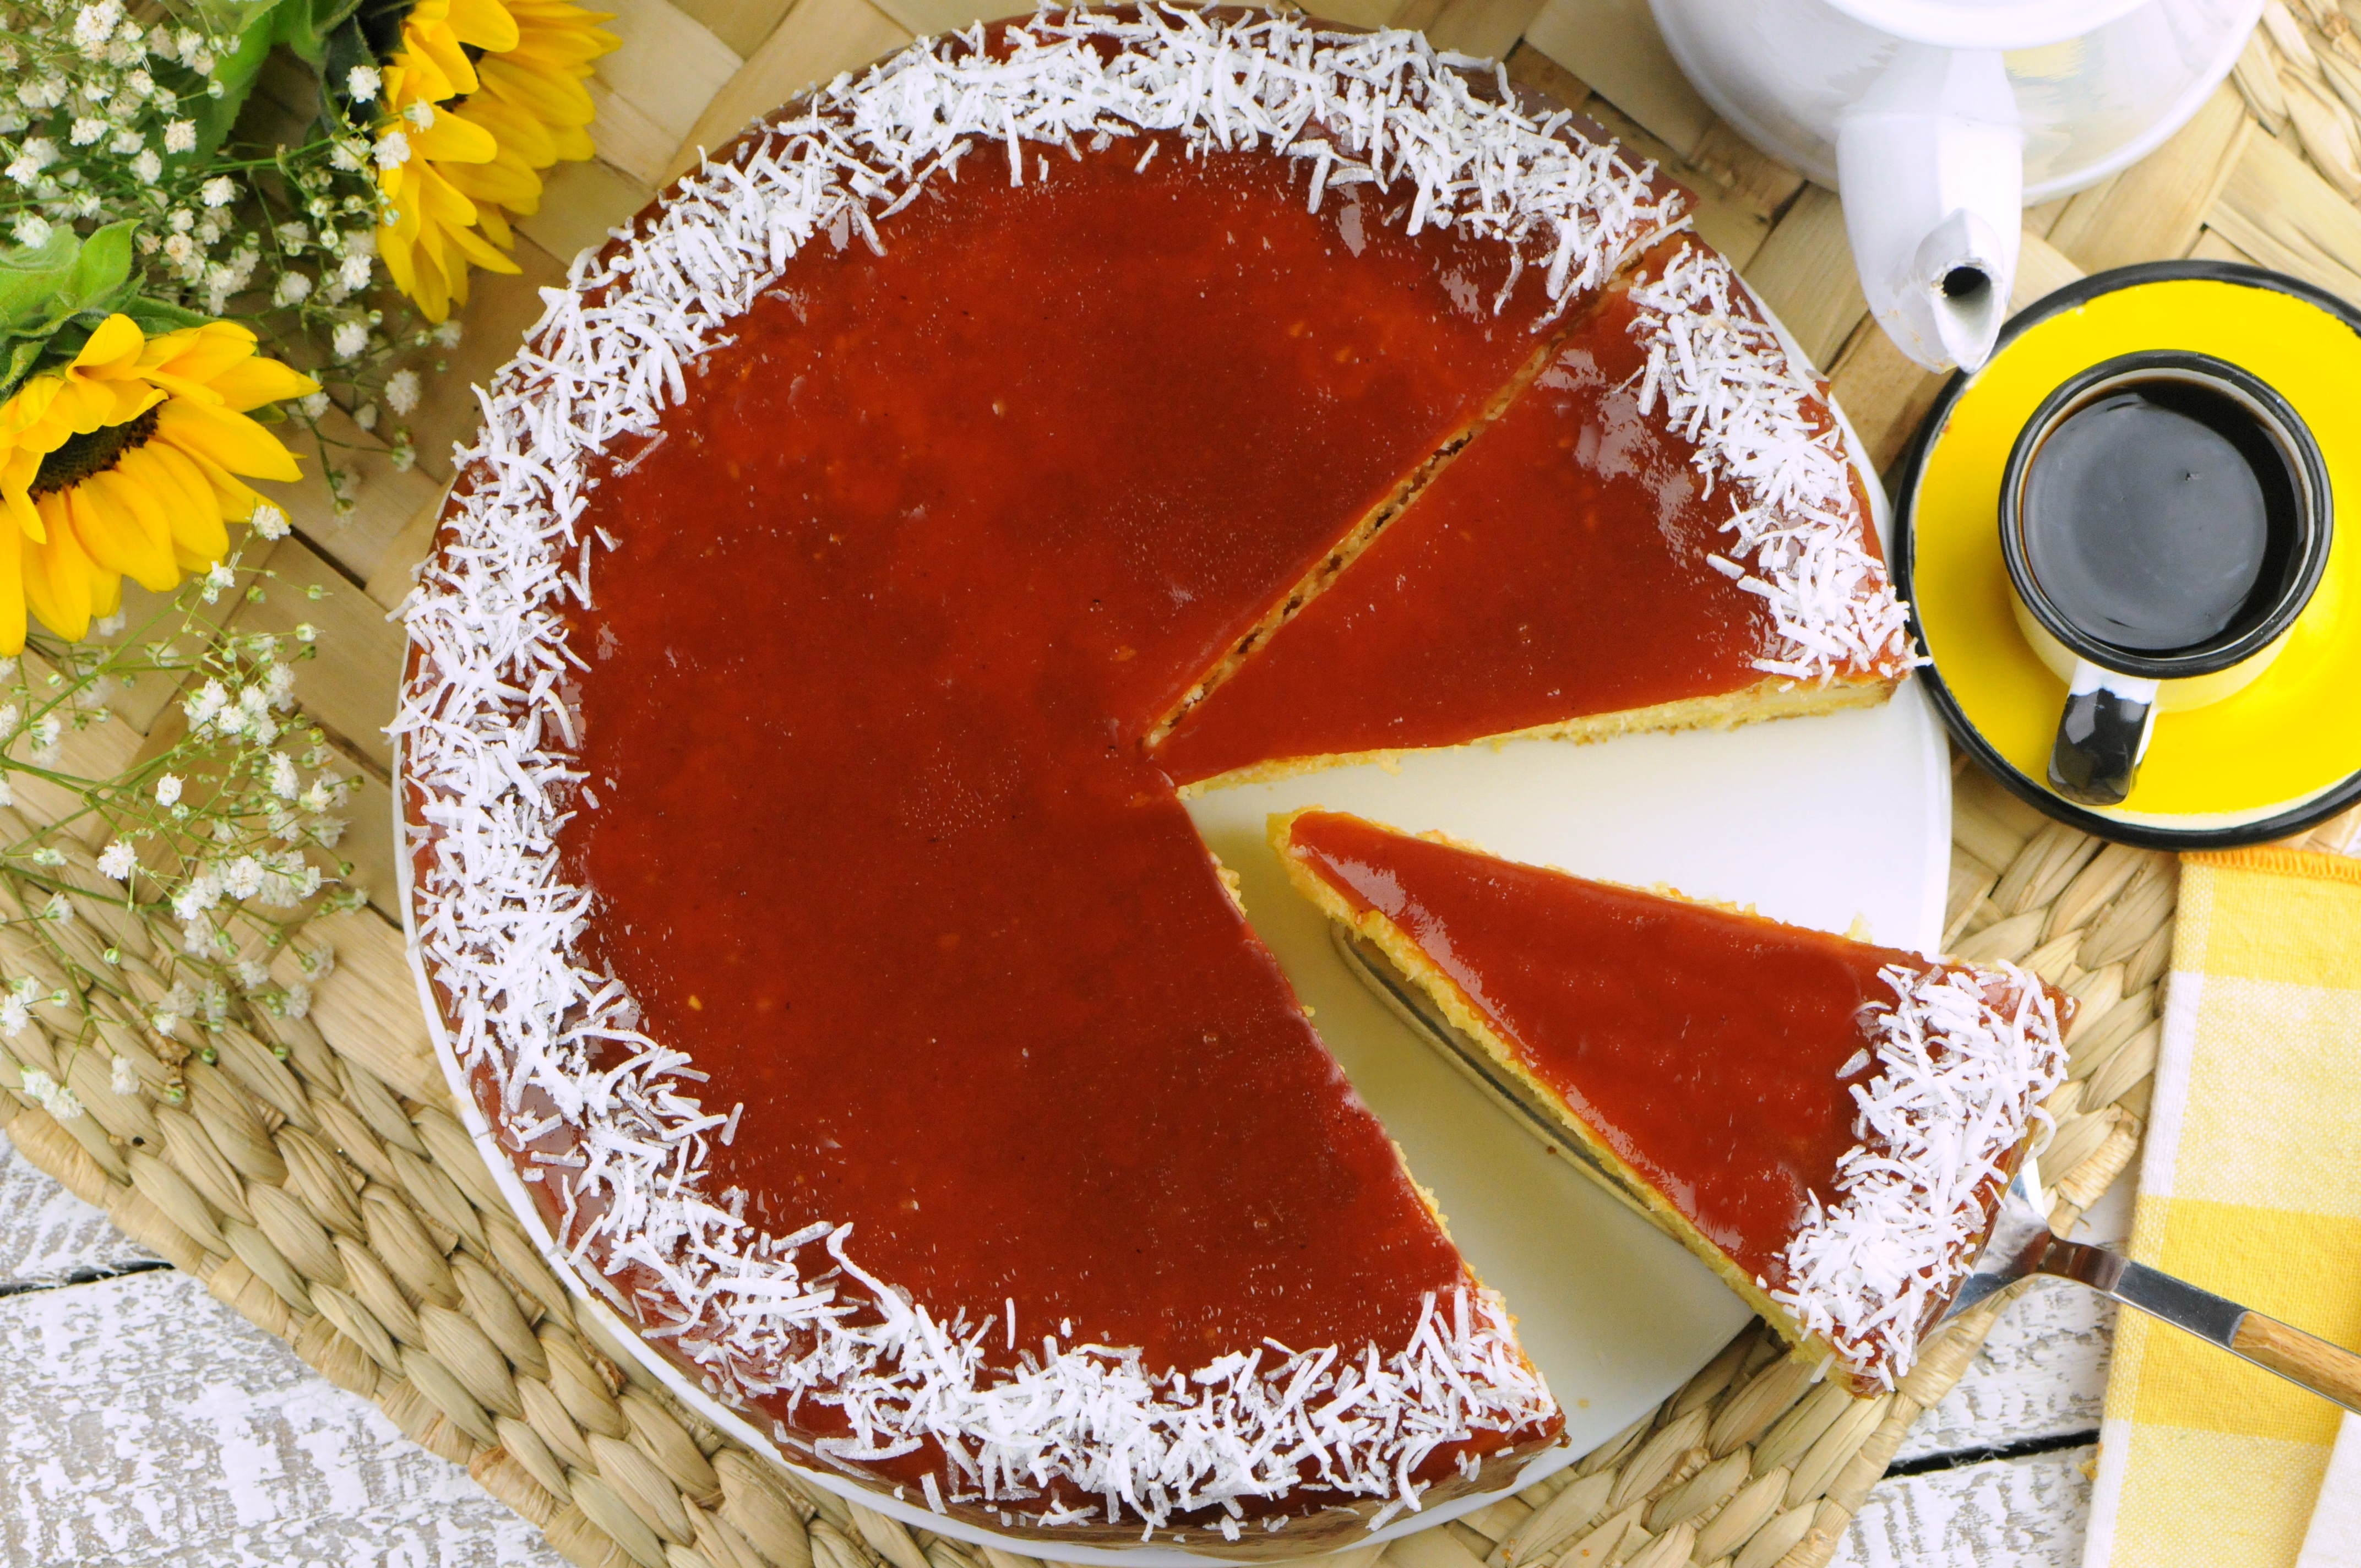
1821,0,2154,50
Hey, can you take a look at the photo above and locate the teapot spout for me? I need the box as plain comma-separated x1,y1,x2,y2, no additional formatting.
1835,44,2023,374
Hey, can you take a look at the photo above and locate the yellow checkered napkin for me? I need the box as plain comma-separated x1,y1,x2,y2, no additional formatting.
2083,848,2361,1568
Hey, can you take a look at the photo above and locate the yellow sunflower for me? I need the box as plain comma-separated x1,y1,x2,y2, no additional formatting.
0,315,319,652
374,0,617,321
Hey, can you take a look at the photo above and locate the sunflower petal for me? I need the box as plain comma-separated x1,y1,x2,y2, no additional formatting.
480,57,595,128
24,498,94,643
456,96,556,168
72,315,148,374
474,201,516,249
69,476,175,591
3,482,42,545
137,443,229,568
414,101,501,165
443,150,543,213
205,356,321,413
174,444,265,525
448,0,523,53
154,399,304,483
0,507,26,656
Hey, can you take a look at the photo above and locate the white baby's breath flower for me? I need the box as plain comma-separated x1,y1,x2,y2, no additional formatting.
0,994,26,1037
200,175,235,207
223,855,264,901
403,99,435,129
200,560,235,603
108,128,143,156
297,391,329,420
28,715,61,767
17,1066,80,1121
73,1,124,53
183,679,227,728
346,65,382,101
163,118,194,153
42,891,71,927
10,214,51,247
250,502,290,540
384,368,421,415
272,271,311,306
353,401,378,432
154,772,182,807
96,839,135,881
110,1054,138,1095
235,958,269,989
331,319,367,360
269,753,298,799
279,979,312,1019
161,232,195,269
373,129,410,168
263,663,296,710
432,319,463,349
329,138,364,172
68,116,106,146
131,148,160,183
338,250,371,290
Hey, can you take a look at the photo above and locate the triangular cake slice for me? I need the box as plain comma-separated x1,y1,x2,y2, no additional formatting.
1154,242,1915,790
1271,808,2070,1390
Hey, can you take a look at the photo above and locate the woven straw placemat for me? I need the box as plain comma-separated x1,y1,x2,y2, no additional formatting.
9,1,2361,1565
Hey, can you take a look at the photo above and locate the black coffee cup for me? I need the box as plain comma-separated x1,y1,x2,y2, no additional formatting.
1999,351,2333,808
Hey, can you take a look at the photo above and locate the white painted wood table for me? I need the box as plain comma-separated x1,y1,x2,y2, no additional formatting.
0,1123,2128,1568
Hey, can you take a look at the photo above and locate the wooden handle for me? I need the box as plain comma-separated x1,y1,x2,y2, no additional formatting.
2233,1312,2361,1412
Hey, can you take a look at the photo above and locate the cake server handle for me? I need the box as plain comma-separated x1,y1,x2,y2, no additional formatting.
1945,1163,2361,1413
2030,1235,2361,1413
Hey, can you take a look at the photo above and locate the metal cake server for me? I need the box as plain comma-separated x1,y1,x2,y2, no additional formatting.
1942,1160,2361,1413
1330,923,2361,1414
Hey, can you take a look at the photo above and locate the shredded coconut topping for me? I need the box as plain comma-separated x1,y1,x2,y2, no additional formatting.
1628,244,1918,684
390,3,1745,1531
1771,963,2068,1389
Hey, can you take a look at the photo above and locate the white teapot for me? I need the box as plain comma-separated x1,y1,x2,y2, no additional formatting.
1651,0,2261,370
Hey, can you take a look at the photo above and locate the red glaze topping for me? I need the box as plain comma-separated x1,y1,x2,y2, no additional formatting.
1156,250,1877,784
1280,810,1919,1288
559,139,1560,1417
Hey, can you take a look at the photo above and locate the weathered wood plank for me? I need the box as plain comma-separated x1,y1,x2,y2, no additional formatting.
1894,1279,2113,1464
1832,1446,2096,1568
284,407,449,594
1398,0,1552,64
672,0,802,61
867,0,1026,39
599,0,744,160
1740,185,1864,371
669,0,915,179
1521,0,1713,161
0,1128,154,1289
230,539,405,781
402,239,574,483
514,158,655,271
0,1267,559,1566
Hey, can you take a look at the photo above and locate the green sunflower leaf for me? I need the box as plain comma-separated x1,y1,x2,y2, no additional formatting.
0,230,83,329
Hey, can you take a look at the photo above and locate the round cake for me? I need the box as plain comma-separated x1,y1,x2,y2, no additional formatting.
397,5,1918,1549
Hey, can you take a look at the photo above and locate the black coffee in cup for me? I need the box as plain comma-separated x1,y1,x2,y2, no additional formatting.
2019,377,2303,657
2000,351,2332,808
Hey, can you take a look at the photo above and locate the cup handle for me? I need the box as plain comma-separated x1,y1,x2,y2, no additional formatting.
2048,662,2161,807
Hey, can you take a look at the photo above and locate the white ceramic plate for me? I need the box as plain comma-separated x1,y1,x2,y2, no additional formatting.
404,408,1952,1568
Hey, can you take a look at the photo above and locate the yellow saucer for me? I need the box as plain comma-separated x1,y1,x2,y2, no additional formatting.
1896,262,2361,847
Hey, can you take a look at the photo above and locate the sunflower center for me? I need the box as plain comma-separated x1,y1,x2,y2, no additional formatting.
30,407,161,500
